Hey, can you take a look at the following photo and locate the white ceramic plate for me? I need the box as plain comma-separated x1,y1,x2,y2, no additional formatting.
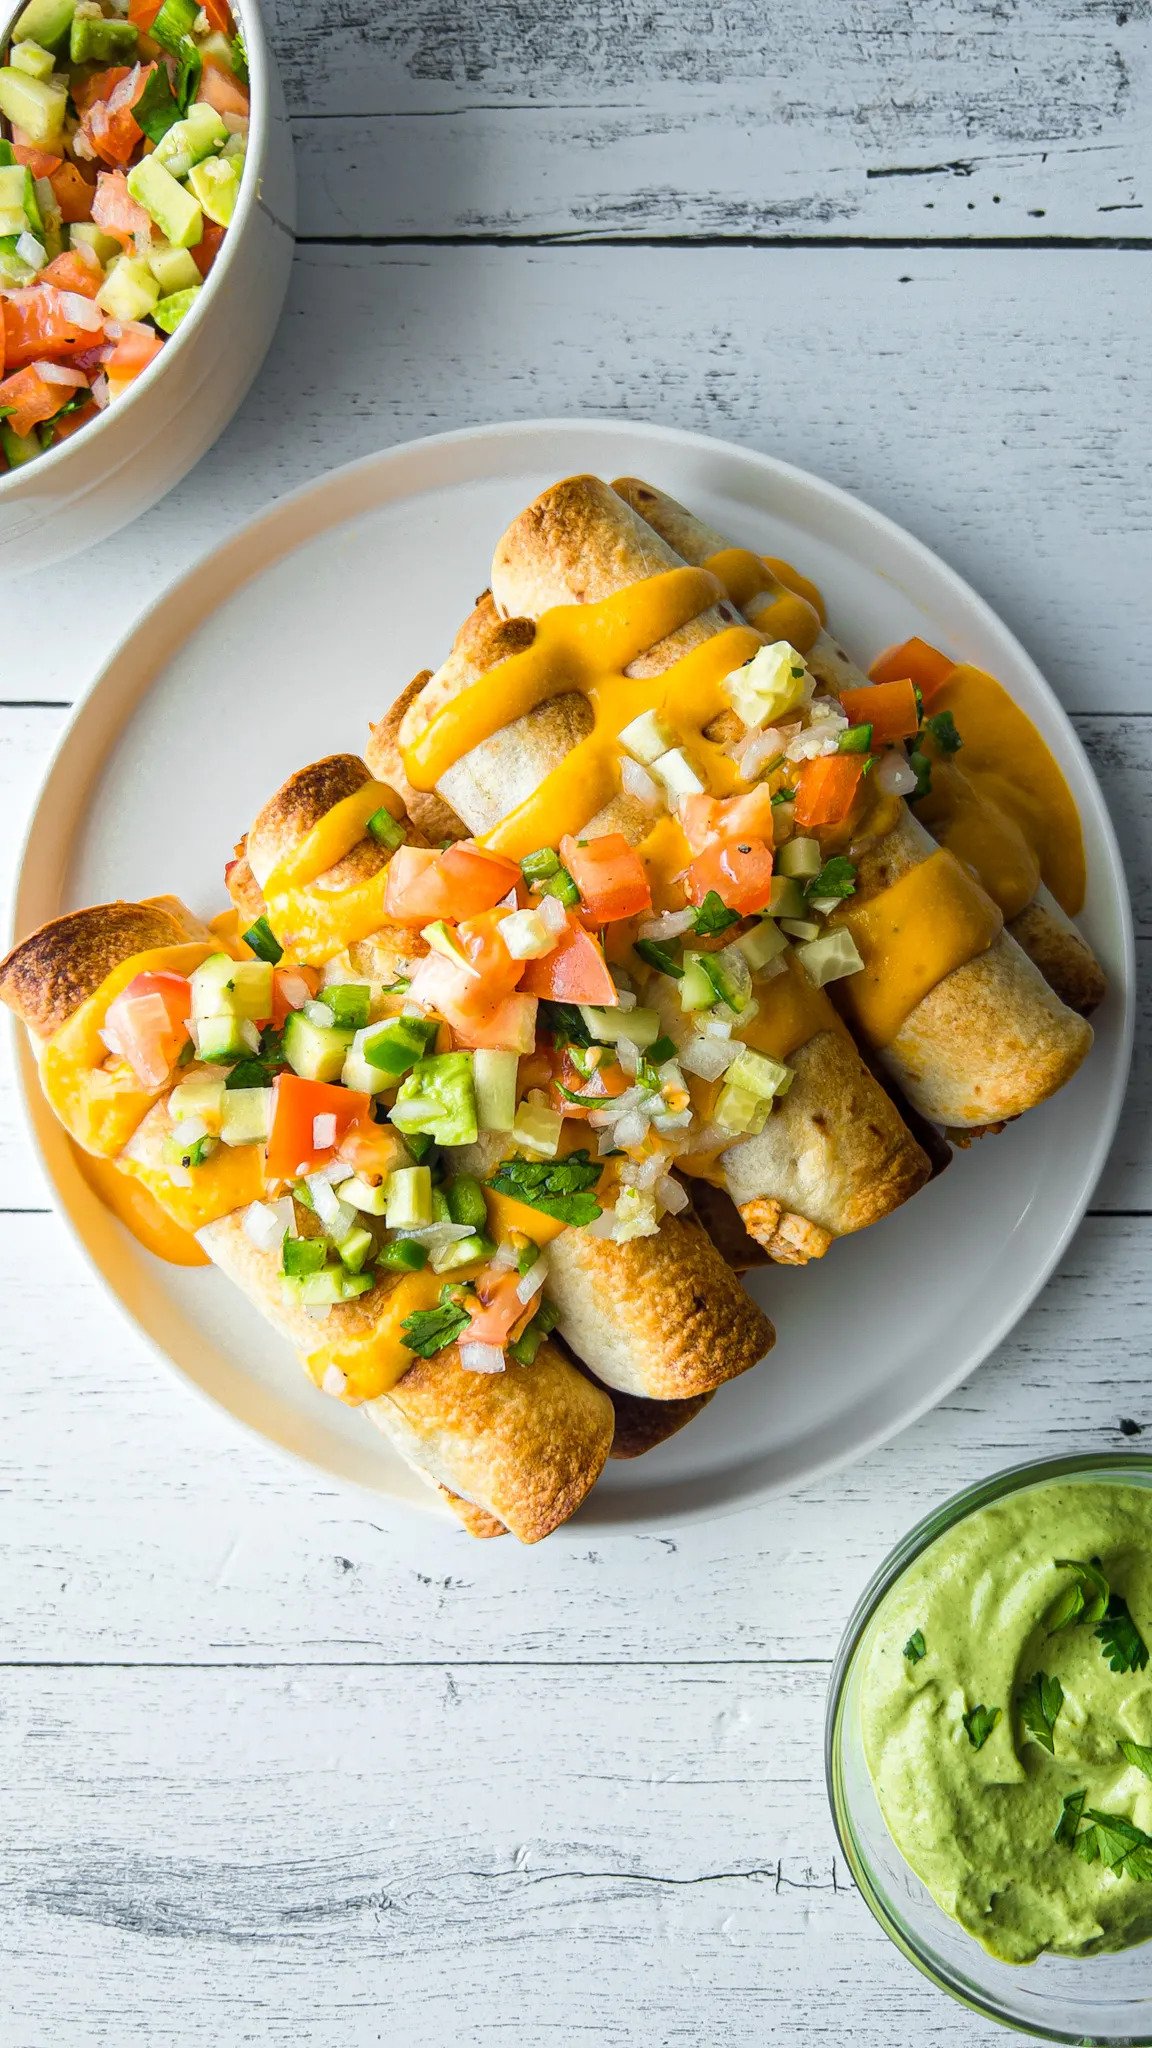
9,419,1134,1529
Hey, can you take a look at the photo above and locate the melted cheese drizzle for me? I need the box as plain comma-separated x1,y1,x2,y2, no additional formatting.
834,849,1005,1047
75,1147,209,1266
262,778,407,964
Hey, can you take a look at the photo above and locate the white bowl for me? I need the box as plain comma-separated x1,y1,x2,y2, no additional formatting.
0,0,295,577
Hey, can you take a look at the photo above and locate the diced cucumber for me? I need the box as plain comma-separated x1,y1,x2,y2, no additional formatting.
444,1174,489,1229
736,919,789,973
578,1004,661,1048
188,952,236,1009
511,1097,563,1158
282,1009,354,1085
153,285,202,333
186,152,241,227
96,254,161,322
357,1014,438,1078
379,1237,427,1273
168,1076,225,1127
431,1231,495,1274
618,708,674,764
197,28,235,68
336,1174,390,1217
10,40,55,80
0,238,36,286
11,0,74,54
282,1234,325,1277
146,241,202,293
281,1267,373,1307
713,1080,773,1138
780,918,821,942
335,1225,374,1275
0,67,67,146
699,943,753,1013
384,1166,432,1229
0,163,29,219
679,952,719,1013
795,928,865,989
1,419,40,465
777,836,822,881
70,221,120,265
154,103,228,175
768,876,806,921
195,1013,255,1063
149,0,198,55
340,1047,391,1097
651,746,705,800
225,960,274,1020
70,12,137,63
473,1048,518,1132
324,983,372,1031
219,1087,272,1147
725,1046,794,1102
126,156,203,249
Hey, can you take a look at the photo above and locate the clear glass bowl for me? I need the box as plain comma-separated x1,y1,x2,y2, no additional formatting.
826,1453,1152,2044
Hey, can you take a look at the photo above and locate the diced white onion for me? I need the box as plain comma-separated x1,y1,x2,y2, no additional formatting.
172,1114,209,1145
655,1173,691,1215
278,970,313,1012
652,1109,693,1132
305,1303,329,1322
321,1366,347,1396
616,1037,640,1077
587,1207,619,1236
243,1198,293,1254
460,1341,506,1375
515,1257,548,1305
874,749,919,797
15,232,45,269
498,887,519,910
613,987,637,1011
309,1176,354,1237
621,756,663,809
537,892,568,935
631,1152,667,1191
637,908,695,941
596,1128,621,1156
400,1221,475,1246
312,1113,337,1150
90,372,110,410
305,1000,336,1029
738,725,788,780
612,1110,649,1149
608,1085,647,1118
702,1014,733,1040
309,1158,350,1185
680,1036,738,1080
58,290,104,331
30,359,87,387
491,1238,520,1270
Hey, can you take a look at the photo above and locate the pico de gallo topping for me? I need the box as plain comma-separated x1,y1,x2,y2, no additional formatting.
0,0,247,469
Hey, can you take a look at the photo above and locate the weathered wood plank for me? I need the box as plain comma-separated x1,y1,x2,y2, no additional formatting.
1,247,1146,717
0,1211,1146,1667
262,0,1152,240
0,1660,998,2046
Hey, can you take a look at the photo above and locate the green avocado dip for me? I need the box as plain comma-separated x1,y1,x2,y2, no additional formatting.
859,1476,1152,1964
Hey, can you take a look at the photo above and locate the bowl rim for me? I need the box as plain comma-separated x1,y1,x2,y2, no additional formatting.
824,1449,1152,2043
0,0,273,498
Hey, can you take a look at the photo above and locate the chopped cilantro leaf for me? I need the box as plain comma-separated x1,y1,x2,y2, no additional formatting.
903,1630,926,1665
133,62,180,142
691,891,740,937
1096,1595,1150,1674
401,1286,470,1359
1017,1671,1064,1755
1119,1740,1152,1782
1047,1558,1111,1635
924,709,963,756
539,1000,597,1049
1054,1788,1086,1847
647,1034,678,1066
807,856,857,903
231,26,249,82
963,1703,1001,1751
489,1150,603,1226
634,937,684,978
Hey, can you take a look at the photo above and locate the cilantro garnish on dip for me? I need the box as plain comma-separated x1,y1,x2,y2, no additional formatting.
858,1476,1152,1963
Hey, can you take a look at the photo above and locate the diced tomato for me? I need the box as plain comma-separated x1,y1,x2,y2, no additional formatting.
264,1075,371,1182
335,1115,409,1184
74,66,133,115
128,0,164,26
686,836,775,916
406,953,538,1051
106,323,164,383
81,65,153,169
202,0,235,29
101,971,191,1088
840,678,920,745
0,366,75,438
47,397,100,442
869,636,956,706
2,288,105,373
384,841,520,925
455,909,525,1001
464,1266,527,1349
39,250,103,300
49,162,96,225
92,168,152,250
11,134,63,178
793,753,866,830
197,61,250,118
680,786,776,855
269,966,317,1030
190,221,226,278
519,918,617,1004
559,832,652,922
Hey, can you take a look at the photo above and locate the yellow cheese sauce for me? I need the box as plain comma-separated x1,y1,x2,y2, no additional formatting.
834,849,1004,1049
39,941,214,1158
702,547,823,653
262,778,408,965
75,1148,209,1267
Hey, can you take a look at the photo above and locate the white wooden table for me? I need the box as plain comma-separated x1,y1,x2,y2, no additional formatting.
2,5,1149,2040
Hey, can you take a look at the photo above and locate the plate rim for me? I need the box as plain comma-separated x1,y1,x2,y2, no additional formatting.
8,415,1136,1532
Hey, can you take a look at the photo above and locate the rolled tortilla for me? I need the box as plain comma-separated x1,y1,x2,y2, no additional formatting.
0,897,217,1157
612,477,1106,1018
390,476,930,1257
486,476,1091,1130
197,1201,614,1543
